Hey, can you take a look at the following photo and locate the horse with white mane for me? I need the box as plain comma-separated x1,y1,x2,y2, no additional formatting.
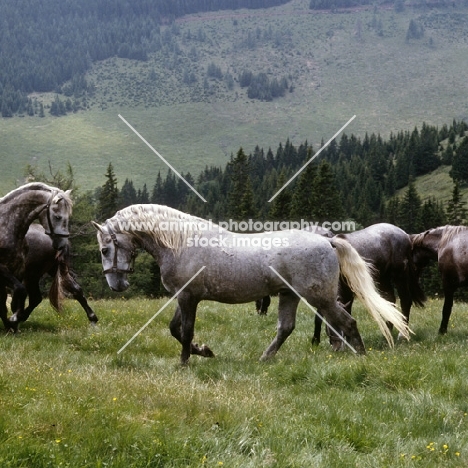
93,204,410,364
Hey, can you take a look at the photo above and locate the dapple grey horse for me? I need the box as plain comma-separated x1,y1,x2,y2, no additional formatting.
20,224,98,324
0,182,72,331
93,205,409,364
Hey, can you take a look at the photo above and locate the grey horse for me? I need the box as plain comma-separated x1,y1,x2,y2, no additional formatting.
93,205,409,365
0,182,72,331
20,224,98,324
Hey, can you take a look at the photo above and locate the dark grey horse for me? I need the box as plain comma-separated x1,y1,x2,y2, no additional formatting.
20,224,98,324
411,225,468,334
93,205,410,364
313,223,425,348
0,182,72,331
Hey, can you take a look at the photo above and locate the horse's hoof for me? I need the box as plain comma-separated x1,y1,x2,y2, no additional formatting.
331,340,344,352
200,344,215,358
6,325,19,334
397,331,409,341
259,352,275,361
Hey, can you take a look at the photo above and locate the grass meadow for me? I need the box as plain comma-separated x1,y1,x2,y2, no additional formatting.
1,295,468,467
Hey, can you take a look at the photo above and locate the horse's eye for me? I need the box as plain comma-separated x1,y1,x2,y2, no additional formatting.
101,248,109,256
55,215,62,221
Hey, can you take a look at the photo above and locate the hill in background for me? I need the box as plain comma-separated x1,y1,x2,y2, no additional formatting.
1,0,468,197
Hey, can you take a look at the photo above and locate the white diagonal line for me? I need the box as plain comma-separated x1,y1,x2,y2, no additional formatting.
268,266,357,354
118,114,207,203
268,115,356,202
117,266,206,354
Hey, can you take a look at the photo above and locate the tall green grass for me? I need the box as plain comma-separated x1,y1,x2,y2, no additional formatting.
1,296,468,466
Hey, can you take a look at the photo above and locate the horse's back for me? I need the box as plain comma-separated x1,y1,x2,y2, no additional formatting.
185,230,340,304
341,223,410,270
439,230,468,284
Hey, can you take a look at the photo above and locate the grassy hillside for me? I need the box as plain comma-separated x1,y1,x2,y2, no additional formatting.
1,0,468,195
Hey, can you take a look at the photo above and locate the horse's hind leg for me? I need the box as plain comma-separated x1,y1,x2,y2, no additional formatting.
394,276,412,338
169,301,214,363
319,281,355,350
261,291,299,361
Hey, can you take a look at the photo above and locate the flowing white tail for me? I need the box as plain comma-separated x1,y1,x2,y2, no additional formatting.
331,236,411,347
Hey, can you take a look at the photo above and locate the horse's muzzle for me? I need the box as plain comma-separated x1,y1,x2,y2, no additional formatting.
106,274,130,292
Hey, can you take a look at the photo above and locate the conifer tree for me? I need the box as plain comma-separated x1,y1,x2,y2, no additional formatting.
119,178,137,209
419,198,446,230
450,137,468,183
312,161,343,222
289,155,317,220
446,181,467,226
97,163,119,221
239,176,256,219
227,147,253,220
151,171,164,204
139,183,150,204
385,197,401,226
163,170,178,208
269,169,291,221
398,179,422,233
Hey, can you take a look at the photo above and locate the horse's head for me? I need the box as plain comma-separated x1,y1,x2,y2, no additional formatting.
38,189,73,251
92,221,137,292
410,230,440,275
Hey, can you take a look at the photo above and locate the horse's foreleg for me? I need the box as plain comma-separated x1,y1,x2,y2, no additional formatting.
321,302,366,354
439,286,455,334
0,287,11,331
8,282,28,330
63,274,99,323
0,265,27,331
261,291,299,360
311,314,322,347
169,305,214,360
172,294,211,365
21,278,43,321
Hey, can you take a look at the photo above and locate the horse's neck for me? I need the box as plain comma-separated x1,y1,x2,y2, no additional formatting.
138,234,166,264
421,234,441,257
0,190,49,239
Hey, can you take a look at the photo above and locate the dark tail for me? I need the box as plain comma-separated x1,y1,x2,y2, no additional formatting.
408,255,426,307
49,245,71,313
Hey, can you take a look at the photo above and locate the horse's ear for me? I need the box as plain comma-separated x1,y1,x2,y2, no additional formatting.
91,221,103,233
65,189,72,196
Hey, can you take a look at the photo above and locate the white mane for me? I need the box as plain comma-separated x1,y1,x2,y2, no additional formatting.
108,204,218,252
